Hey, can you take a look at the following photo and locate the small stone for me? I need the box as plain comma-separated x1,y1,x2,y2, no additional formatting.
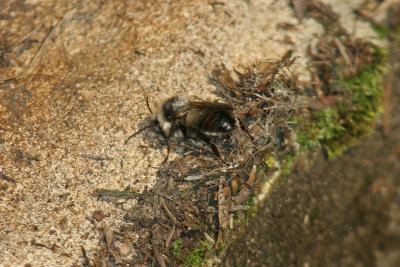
115,241,136,259
92,210,106,221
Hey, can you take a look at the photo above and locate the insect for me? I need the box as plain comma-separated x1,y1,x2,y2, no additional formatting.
125,95,253,164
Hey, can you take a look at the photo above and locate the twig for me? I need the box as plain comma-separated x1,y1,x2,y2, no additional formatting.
151,237,166,267
13,22,45,48
218,90,246,104
1,1,73,83
27,2,71,69
217,177,229,230
230,205,250,212
160,197,178,224
80,154,113,161
334,37,351,67
154,191,175,202
204,232,215,245
165,226,175,248
93,189,139,199
81,246,90,267
1,173,16,183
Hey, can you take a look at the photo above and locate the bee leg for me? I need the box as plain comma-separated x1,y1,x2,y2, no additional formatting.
196,131,229,165
238,117,254,141
162,138,173,164
161,123,180,164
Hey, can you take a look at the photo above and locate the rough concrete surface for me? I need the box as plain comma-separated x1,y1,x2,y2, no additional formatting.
220,11,400,265
221,34,400,266
0,0,379,265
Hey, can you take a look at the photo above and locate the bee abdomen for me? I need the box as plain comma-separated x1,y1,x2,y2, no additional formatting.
188,111,236,133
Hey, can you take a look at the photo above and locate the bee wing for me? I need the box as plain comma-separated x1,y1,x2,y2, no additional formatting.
171,101,234,119
188,101,234,113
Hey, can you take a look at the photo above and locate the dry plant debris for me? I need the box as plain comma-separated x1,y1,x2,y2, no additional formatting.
297,1,386,158
309,36,382,97
103,52,304,265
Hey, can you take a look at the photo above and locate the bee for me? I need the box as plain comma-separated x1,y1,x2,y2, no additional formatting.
125,95,253,164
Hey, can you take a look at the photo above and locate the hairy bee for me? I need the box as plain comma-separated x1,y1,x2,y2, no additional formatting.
125,96,252,164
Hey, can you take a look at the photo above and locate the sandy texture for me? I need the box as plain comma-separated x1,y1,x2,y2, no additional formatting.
0,0,378,265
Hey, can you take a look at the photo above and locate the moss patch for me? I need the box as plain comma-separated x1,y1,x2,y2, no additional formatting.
297,44,386,158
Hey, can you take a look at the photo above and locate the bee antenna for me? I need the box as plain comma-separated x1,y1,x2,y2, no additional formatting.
146,95,153,114
124,125,151,145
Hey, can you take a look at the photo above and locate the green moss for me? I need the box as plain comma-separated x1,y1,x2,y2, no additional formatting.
170,237,213,266
280,153,297,175
183,240,212,267
172,240,183,259
244,193,256,219
372,24,390,40
297,46,386,158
